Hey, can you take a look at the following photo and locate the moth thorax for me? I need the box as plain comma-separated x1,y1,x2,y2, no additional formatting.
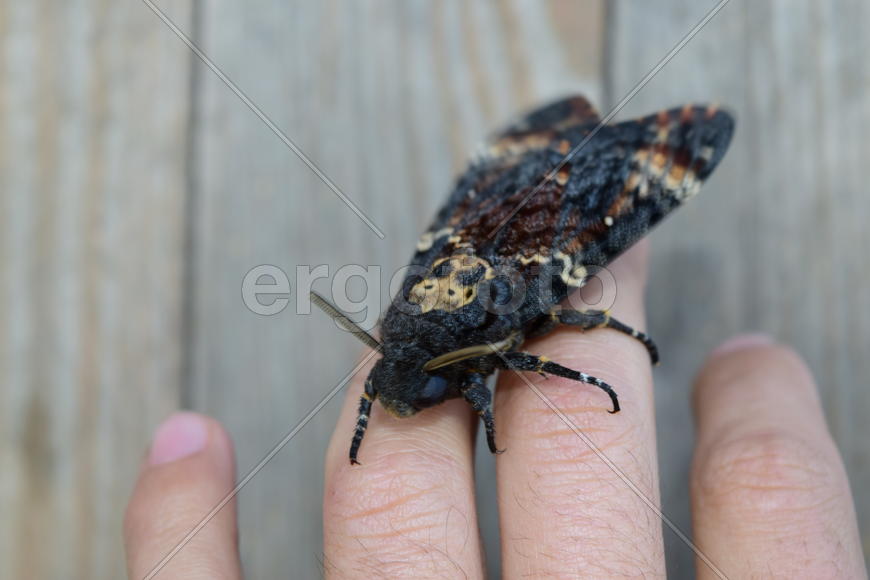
409,255,495,313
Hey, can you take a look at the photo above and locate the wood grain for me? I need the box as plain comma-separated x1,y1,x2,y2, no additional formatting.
609,0,870,575
3,1,869,578
0,1,193,578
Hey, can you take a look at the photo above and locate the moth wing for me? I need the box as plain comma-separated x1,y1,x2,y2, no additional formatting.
544,104,736,271
409,103,734,310
489,95,600,148
410,95,601,269
492,105,735,289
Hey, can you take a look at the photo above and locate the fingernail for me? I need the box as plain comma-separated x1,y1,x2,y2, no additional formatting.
710,333,774,358
148,412,209,465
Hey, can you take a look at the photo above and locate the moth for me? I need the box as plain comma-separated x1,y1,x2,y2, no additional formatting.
313,95,734,464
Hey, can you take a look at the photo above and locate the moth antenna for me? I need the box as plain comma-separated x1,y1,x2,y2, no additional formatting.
310,291,382,351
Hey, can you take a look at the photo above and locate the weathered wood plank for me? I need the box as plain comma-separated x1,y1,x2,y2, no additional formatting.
608,0,870,575
189,0,602,576
9,1,867,577
0,1,192,578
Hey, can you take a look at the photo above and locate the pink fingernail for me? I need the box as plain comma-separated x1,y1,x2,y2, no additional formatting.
711,333,774,358
148,412,209,465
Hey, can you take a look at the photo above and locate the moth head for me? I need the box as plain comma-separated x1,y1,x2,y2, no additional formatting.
310,291,455,417
368,356,452,418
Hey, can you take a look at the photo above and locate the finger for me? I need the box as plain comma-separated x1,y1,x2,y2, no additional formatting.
496,241,666,578
124,413,241,580
323,355,484,578
691,336,866,579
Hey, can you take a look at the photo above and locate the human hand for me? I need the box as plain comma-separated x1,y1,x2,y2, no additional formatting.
124,243,866,578
322,242,866,578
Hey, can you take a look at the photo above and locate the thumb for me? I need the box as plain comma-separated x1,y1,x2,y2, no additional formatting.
124,412,242,580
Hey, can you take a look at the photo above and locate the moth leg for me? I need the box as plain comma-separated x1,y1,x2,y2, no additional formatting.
532,308,660,366
349,379,377,465
460,373,502,454
497,352,620,413
525,309,560,338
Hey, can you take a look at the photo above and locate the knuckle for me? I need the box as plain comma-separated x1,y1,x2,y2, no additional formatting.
325,447,475,561
694,429,840,516
329,452,455,519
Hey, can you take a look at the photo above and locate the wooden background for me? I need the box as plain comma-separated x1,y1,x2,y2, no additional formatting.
2,0,868,578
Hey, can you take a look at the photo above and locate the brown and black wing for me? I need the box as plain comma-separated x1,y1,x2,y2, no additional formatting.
484,95,600,158
410,96,734,312
411,95,601,266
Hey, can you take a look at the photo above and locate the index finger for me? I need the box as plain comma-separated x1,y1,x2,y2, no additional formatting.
322,356,485,578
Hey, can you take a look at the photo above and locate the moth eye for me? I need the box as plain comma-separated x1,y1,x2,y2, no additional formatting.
415,375,449,408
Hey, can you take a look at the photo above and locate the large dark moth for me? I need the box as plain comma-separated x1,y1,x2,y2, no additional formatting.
314,95,734,464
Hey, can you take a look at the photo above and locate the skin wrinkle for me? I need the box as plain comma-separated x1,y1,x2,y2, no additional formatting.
733,512,845,542
502,395,645,475
354,522,441,540
336,491,454,538
511,531,657,579
343,443,472,484
504,482,659,575
343,486,437,520
372,423,476,462
349,550,457,579
329,478,469,547
526,456,626,471
526,423,633,447
695,431,841,514
331,525,471,579
382,506,448,526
